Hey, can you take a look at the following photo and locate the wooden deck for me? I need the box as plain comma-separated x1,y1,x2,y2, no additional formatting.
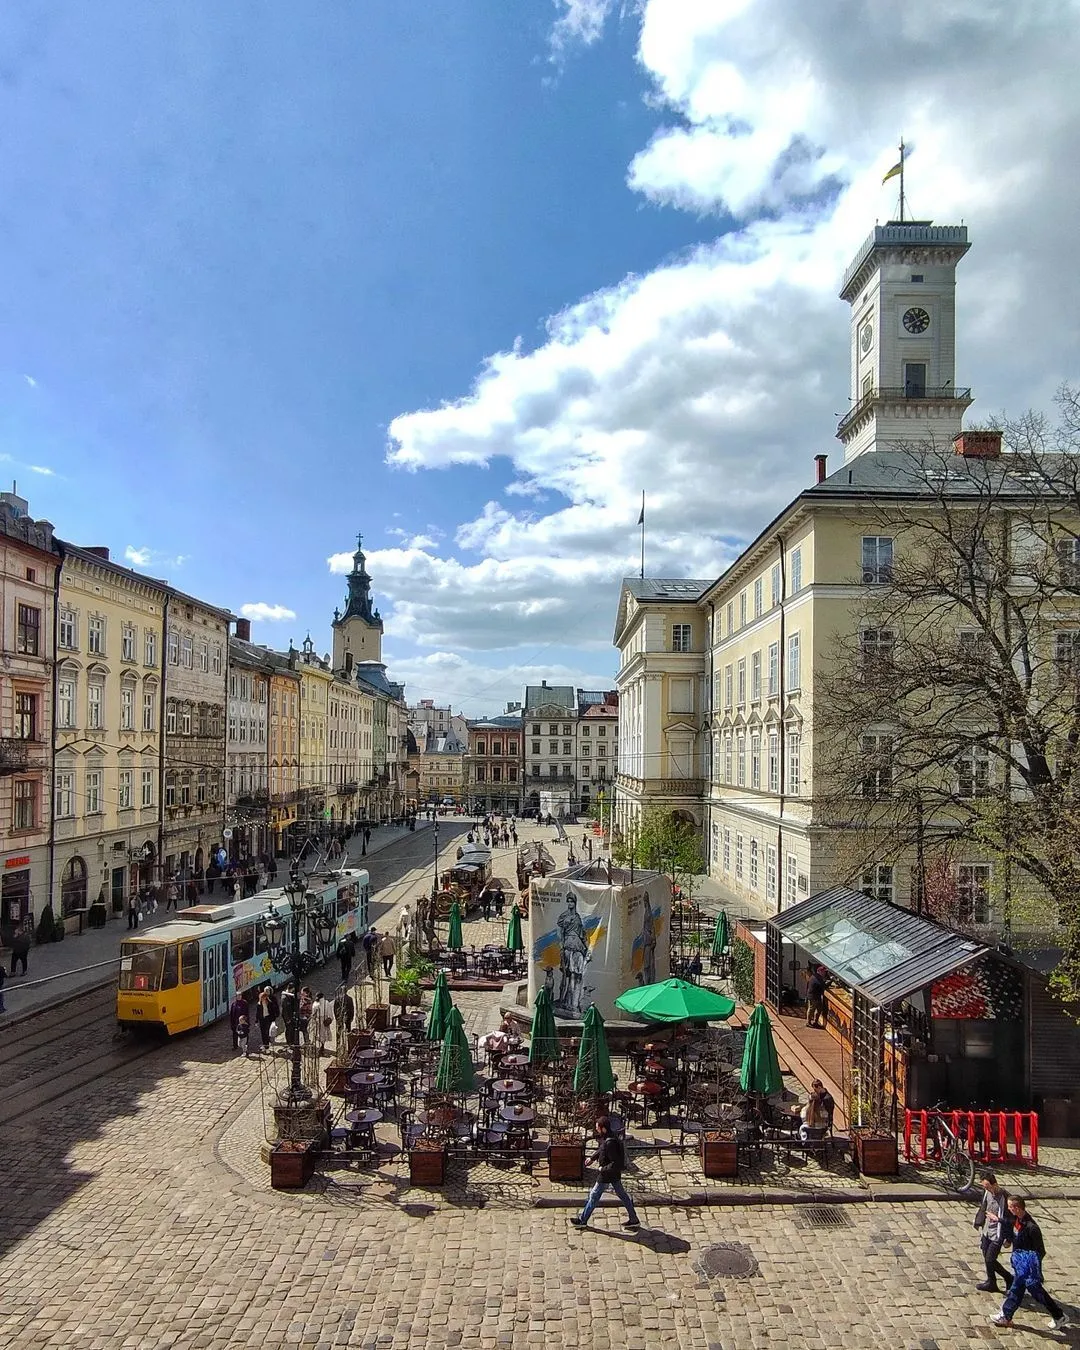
733,1003,849,1129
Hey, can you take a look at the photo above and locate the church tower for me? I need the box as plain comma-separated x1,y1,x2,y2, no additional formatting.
837,221,973,461
332,534,384,672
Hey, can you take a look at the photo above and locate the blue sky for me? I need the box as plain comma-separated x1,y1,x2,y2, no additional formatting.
3,2,1079,714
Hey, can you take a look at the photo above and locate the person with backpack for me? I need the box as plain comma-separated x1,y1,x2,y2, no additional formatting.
570,1116,640,1231
990,1197,1069,1330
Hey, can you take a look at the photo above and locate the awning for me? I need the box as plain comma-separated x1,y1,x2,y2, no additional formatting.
769,885,988,1006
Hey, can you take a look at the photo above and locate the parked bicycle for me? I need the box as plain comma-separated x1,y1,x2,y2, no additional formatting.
926,1102,976,1192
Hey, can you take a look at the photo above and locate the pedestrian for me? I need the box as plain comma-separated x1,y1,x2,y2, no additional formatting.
333,988,355,1047
973,1171,1012,1293
570,1116,640,1230
379,929,396,978
257,985,276,1051
805,965,827,1028
298,986,314,1043
364,827,371,851
165,879,177,911
10,926,30,976
311,992,334,1055
280,986,298,1045
229,992,248,1050
991,1197,1069,1330
337,934,354,984
127,894,140,931
236,1009,251,1058
0,962,6,1012
187,877,199,907
361,926,377,978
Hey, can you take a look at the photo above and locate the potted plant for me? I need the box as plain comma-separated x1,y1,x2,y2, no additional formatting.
548,1132,586,1183
850,1090,899,1176
408,1135,447,1185
324,1060,348,1095
269,1139,317,1189
35,904,57,945
701,1128,739,1178
389,966,424,1009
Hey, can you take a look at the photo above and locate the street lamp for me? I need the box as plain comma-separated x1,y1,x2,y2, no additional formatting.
262,872,338,1104
431,816,440,898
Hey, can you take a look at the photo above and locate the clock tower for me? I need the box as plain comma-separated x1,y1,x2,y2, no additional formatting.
837,221,973,461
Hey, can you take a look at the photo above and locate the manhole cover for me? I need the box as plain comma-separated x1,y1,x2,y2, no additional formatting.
696,1243,758,1280
795,1205,852,1230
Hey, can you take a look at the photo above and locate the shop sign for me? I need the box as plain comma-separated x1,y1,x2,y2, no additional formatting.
4,855,31,870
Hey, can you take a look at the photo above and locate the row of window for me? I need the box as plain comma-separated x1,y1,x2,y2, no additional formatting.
529,723,575,735
229,672,268,702
473,740,521,756
473,765,519,783
715,729,801,795
227,714,267,746
53,767,159,819
717,635,800,710
712,826,787,904
165,701,223,739
719,550,805,643
55,674,159,733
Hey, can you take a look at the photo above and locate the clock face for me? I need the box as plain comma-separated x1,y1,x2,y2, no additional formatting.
903,306,931,334
860,321,873,354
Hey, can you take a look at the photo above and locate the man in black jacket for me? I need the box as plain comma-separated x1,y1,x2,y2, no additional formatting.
570,1117,640,1231
972,1171,1011,1293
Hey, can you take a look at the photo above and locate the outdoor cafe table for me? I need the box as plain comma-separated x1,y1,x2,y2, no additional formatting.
347,1071,386,1089
500,1053,530,1070
499,1104,536,1124
345,1108,383,1127
702,1103,742,1127
381,1029,412,1044
492,1078,525,1097
354,1049,389,1066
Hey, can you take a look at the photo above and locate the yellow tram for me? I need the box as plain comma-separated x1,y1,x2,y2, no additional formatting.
116,868,370,1035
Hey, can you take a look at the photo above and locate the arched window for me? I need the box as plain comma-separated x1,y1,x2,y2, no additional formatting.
61,855,88,917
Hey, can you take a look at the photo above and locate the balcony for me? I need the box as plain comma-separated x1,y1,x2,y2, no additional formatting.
0,737,44,775
837,384,972,437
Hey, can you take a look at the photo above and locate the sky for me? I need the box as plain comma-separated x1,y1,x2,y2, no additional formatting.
2,1,1079,716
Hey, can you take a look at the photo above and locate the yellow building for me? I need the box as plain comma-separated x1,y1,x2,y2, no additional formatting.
53,544,166,916
267,654,300,853
297,637,333,833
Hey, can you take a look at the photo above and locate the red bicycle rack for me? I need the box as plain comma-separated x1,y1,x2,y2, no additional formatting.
903,1108,1039,1168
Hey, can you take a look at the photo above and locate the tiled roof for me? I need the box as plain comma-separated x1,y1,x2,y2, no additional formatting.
524,684,576,711
622,578,712,602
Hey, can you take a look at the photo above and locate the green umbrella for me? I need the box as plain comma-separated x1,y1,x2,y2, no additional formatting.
739,1002,783,1098
573,1004,615,1096
434,1005,477,1093
426,968,453,1042
711,910,730,960
447,900,464,951
506,904,524,953
527,983,559,1067
615,977,735,1024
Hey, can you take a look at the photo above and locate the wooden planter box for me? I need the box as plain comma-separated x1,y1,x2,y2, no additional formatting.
548,1141,585,1183
409,1145,447,1186
270,1144,316,1189
855,1133,898,1176
346,1029,374,1055
701,1134,739,1178
325,1063,348,1096
366,1004,391,1032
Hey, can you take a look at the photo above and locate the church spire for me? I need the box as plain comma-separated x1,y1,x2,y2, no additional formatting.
336,528,382,628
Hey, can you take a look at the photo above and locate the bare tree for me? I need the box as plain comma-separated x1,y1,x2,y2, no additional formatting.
814,387,1080,1004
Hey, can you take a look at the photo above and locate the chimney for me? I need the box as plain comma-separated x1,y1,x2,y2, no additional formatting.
954,430,1002,459
235,617,251,641
85,546,110,561
814,454,828,484
541,679,548,688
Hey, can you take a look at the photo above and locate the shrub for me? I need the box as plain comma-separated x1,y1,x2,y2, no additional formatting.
731,936,756,1005
35,904,57,945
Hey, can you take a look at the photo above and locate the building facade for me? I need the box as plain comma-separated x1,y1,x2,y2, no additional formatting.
522,682,578,817
267,653,301,854
466,715,522,814
577,697,618,818
297,637,333,837
0,494,60,933
161,588,230,883
411,730,467,806
53,544,166,917
226,624,271,861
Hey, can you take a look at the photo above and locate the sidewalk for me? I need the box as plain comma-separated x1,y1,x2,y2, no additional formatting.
0,820,431,1022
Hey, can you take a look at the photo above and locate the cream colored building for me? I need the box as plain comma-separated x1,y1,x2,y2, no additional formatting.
53,544,166,915
613,215,1038,924
297,637,333,831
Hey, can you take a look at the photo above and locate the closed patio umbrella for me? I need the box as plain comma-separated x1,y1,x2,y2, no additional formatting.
426,968,453,1042
615,977,735,1024
506,903,524,953
573,1003,615,1097
711,910,730,961
738,1002,783,1098
434,1005,477,1093
527,983,559,1068
447,900,464,951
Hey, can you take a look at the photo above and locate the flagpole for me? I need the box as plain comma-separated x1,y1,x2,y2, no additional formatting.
898,137,905,223
639,490,645,580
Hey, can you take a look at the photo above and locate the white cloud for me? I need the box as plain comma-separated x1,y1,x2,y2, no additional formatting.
241,602,297,624
377,2,1080,660
125,545,188,571
23,374,37,389
385,650,615,718
550,0,620,54
125,546,152,566
28,464,55,476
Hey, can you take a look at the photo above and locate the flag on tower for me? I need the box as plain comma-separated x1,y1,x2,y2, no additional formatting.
882,159,903,184
637,498,645,526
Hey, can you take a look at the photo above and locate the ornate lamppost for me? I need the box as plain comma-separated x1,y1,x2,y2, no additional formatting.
431,816,440,898
262,872,338,1104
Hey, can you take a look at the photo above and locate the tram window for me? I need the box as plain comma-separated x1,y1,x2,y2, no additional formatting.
119,942,164,991
255,921,269,956
337,885,356,918
231,924,255,963
161,944,178,990
181,940,200,983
